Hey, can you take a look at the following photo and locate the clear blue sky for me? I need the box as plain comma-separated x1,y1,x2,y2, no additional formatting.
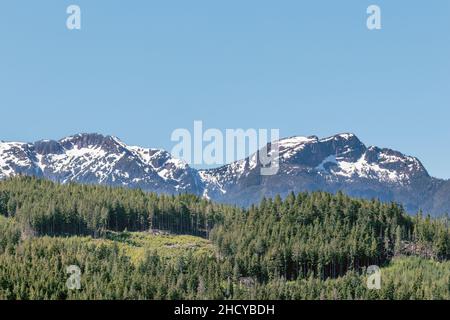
0,1,449,178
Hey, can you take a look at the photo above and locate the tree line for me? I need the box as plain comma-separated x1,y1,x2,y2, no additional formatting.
0,176,448,300
0,176,225,238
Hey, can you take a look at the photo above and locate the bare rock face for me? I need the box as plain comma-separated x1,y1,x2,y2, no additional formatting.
200,133,435,213
0,133,448,216
0,133,204,195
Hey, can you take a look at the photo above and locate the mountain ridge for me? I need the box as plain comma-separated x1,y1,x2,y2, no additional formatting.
0,132,448,216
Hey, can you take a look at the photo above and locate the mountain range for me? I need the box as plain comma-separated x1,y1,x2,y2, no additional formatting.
1,133,449,216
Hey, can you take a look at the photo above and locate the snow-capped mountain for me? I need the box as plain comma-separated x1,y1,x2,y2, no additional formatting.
0,133,203,195
0,133,448,216
199,133,438,211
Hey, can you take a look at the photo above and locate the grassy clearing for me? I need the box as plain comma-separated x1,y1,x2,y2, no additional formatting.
92,231,215,264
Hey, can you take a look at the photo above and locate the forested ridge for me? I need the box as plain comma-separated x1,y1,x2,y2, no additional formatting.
0,176,449,300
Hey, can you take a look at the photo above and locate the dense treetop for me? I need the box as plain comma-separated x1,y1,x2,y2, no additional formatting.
0,176,448,300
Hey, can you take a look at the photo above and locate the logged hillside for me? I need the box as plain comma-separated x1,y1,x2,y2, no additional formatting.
0,177,449,300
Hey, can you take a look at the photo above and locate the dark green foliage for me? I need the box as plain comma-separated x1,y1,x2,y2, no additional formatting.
0,216,21,254
0,237,224,300
211,192,450,283
0,176,223,238
0,177,448,300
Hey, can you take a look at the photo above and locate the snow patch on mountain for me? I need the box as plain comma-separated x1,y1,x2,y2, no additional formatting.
0,134,203,195
277,136,318,159
0,132,438,214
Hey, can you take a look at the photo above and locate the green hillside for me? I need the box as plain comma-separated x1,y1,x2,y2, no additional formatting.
0,177,449,300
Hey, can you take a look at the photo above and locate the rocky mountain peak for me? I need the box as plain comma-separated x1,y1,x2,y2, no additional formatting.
58,133,126,154
0,132,446,216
